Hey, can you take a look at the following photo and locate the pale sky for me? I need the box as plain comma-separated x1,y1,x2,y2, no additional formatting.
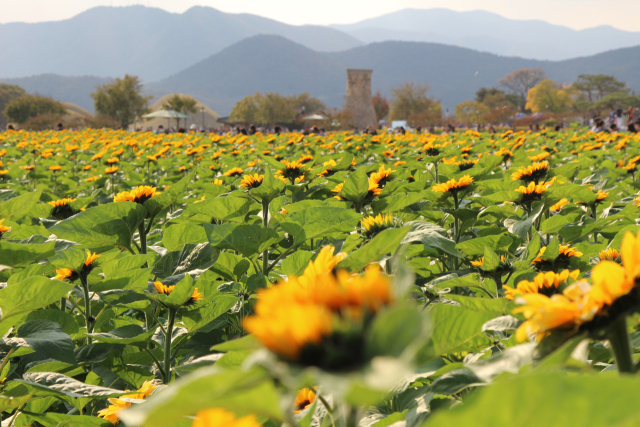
1,0,639,32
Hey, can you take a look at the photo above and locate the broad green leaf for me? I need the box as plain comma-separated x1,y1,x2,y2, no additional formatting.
93,268,151,292
339,167,369,204
119,367,283,426
280,207,361,244
50,201,146,252
6,263,54,285
402,221,462,258
188,196,258,223
338,227,410,271
163,222,207,252
0,190,42,219
507,201,544,240
425,374,640,427
147,274,195,310
204,223,279,257
144,169,195,217
0,240,55,268
281,251,313,276
250,167,285,203
181,295,239,333
371,192,424,215
0,277,74,328
481,246,500,272
87,325,155,348
21,412,112,427
152,243,218,279
25,309,79,337
540,237,560,261
16,321,75,365
48,247,88,271
18,372,124,398
456,235,512,257
366,307,428,358
101,255,155,278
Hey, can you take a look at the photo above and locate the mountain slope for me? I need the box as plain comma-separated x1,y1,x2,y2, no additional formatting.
0,5,361,82
330,8,640,61
6,37,640,115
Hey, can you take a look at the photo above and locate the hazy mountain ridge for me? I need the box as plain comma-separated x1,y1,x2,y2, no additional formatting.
0,5,361,82
330,8,640,61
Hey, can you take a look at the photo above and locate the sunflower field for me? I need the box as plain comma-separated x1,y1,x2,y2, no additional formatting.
0,127,640,427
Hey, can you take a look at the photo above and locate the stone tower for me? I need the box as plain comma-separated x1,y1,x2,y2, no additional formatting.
343,69,377,129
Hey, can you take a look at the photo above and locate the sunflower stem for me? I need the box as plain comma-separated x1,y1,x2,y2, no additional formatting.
60,297,66,312
138,222,147,255
0,348,16,380
262,201,269,275
81,275,92,345
608,315,634,374
163,308,176,384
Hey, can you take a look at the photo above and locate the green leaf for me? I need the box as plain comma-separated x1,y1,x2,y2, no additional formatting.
0,190,42,219
163,223,207,252
250,167,285,203
119,367,283,426
540,237,560,261
144,169,195,217
15,321,76,365
188,196,258,223
21,412,112,427
18,372,124,399
481,246,500,272
339,167,369,204
48,247,88,272
425,374,640,427
152,243,218,279
403,221,462,258
87,325,155,348
204,223,279,257
507,202,544,240
281,251,313,276
181,295,239,333
371,192,424,215
338,227,410,271
50,201,147,252
0,277,74,328
456,235,512,257
280,207,361,245
610,225,640,250
0,240,56,268
25,309,79,337
366,307,428,358
147,274,196,310
101,255,155,278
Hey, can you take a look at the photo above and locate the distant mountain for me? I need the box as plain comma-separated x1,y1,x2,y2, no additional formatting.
5,36,640,115
0,5,361,82
330,8,640,61
147,35,640,115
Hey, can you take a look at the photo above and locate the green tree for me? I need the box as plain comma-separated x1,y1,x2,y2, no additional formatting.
91,75,151,129
258,93,297,124
3,94,66,125
389,82,442,123
573,74,627,102
162,94,198,128
455,100,490,124
0,84,26,128
289,93,326,115
525,79,575,114
229,93,263,124
499,68,546,112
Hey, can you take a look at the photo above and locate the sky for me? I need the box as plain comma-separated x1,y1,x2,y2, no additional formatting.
1,0,640,32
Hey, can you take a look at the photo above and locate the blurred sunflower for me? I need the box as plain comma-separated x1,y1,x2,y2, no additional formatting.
432,175,473,195
223,167,243,177
114,186,160,204
48,198,78,220
361,214,394,237
294,388,317,414
511,161,549,184
153,281,202,306
191,408,261,427
98,380,157,424
239,173,263,189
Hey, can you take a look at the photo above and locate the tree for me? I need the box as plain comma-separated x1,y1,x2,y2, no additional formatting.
229,93,262,124
481,92,518,124
289,93,325,115
0,84,26,128
372,91,389,122
573,75,627,102
3,94,66,125
525,79,575,114
162,94,198,128
258,93,297,124
455,100,490,124
499,68,546,112
389,82,442,124
91,75,151,129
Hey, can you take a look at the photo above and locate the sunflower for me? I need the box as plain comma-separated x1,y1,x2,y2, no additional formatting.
294,388,317,414
239,173,263,189
54,251,100,282
532,244,583,272
114,186,160,204
107,157,119,164
432,175,473,195
49,165,61,171
458,159,478,171
515,181,547,203
361,214,394,237
511,161,549,183
504,269,580,300
599,247,621,263
192,408,262,427
318,159,337,177
20,165,35,171
243,254,392,367
549,198,570,212
105,166,119,174
299,154,313,163
366,179,383,198
153,281,203,306
276,160,306,183
223,167,243,177
48,198,78,220
0,219,11,239
87,175,100,182
98,380,157,424
369,165,395,188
